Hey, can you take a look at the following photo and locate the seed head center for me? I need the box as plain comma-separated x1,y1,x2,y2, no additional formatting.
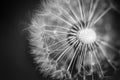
77,28,97,44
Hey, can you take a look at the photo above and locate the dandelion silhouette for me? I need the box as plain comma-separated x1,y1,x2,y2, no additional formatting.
28,0,120,80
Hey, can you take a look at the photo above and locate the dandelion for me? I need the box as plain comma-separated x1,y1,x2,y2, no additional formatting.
28,0,120,80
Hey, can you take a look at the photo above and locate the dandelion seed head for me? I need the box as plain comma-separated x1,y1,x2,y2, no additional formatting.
77,28,97,44
27,0,120,79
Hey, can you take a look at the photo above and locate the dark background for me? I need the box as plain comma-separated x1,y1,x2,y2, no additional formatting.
1,0,120,80
1,0,44,80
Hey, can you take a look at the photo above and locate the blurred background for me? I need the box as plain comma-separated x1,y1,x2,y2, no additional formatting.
1,0,120,80
1,0,44,80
